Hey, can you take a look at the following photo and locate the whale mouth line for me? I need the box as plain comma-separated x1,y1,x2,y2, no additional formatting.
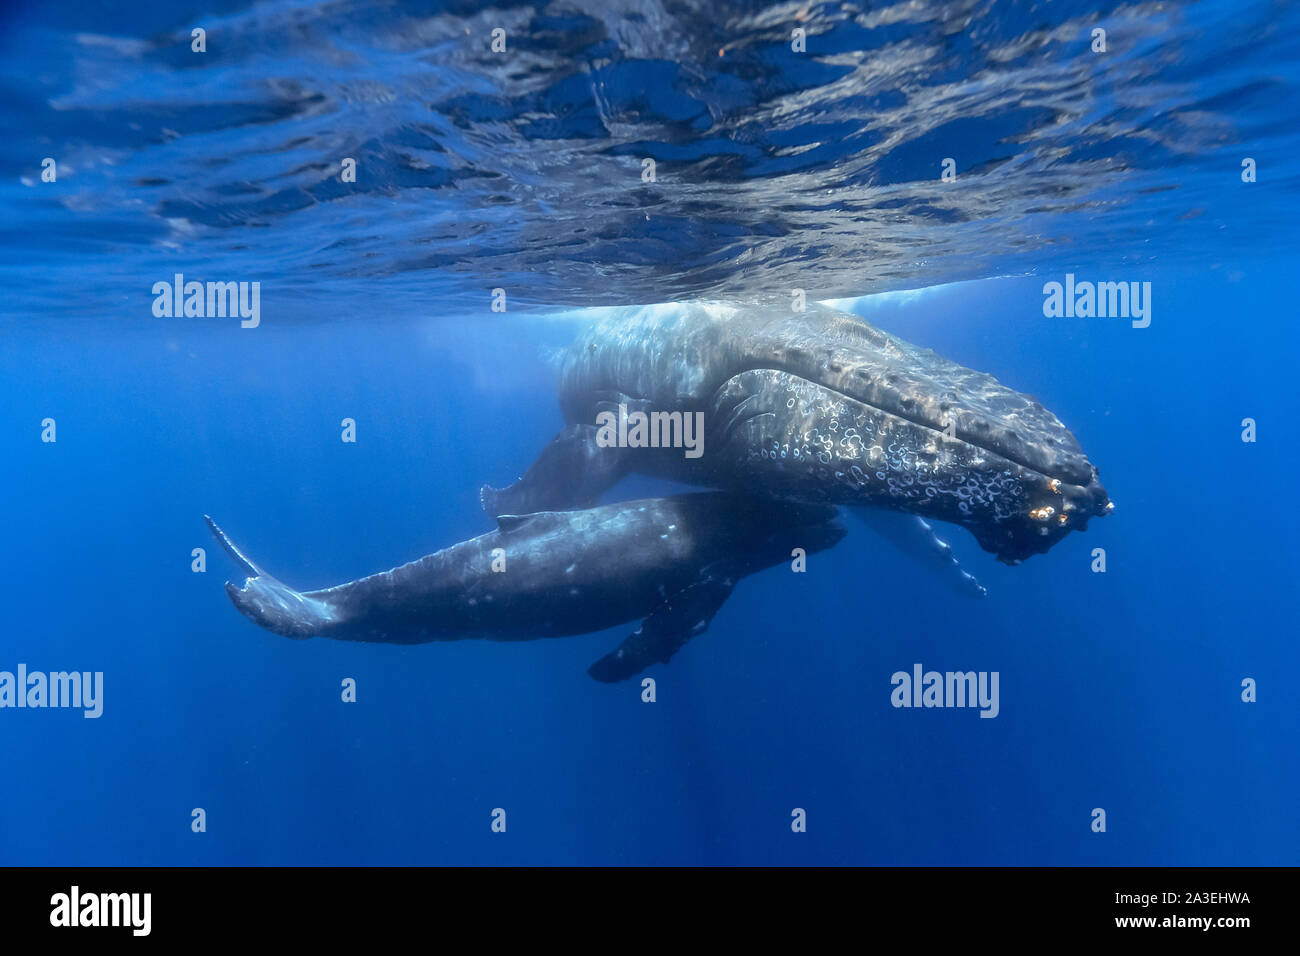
715,393,777,448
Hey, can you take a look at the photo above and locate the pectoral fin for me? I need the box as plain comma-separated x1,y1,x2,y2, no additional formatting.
588,571,737,682
851,507,987,598
480,422,629,516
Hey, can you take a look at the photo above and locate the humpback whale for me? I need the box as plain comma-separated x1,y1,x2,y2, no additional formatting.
205,494,844,682
481,301,1111,564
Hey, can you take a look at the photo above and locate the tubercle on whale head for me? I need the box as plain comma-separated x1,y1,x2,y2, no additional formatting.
986,466,1111,564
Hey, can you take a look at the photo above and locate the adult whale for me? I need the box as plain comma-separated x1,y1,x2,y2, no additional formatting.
481,301,1112,564
205,494,843,682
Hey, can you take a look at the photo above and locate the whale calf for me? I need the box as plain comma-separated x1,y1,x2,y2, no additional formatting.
206,494,844,682
482,300,1111,564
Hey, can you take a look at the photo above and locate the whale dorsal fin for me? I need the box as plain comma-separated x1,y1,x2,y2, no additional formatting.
587,567,738,682
495,511,569,534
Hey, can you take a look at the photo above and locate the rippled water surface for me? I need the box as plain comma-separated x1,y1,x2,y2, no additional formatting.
3,0,1298,314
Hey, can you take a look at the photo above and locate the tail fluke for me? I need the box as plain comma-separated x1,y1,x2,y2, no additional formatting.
204,514,263,577
205,516,340,639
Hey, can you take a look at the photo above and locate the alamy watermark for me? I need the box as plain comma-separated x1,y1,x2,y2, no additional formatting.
152,273,260,328
0,664,103,718
50,886,150,936
595,403,704,459
1042,274,1151,328
890,663,999,718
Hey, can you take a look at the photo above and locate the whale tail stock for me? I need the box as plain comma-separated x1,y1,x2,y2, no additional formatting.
204,515,339,639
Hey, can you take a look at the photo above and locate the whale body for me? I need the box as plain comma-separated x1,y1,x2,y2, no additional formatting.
206,494,844,682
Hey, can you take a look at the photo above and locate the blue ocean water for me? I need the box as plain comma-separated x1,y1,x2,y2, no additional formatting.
1,0,1297,865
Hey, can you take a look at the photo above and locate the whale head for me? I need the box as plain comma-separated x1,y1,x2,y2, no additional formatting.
708,365,1111,564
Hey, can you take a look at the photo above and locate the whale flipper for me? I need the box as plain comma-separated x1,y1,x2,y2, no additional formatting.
851,507,987,598
587,569,737,682
481,423,629,516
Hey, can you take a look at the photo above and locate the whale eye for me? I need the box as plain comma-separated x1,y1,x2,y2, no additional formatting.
589,343,597,353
